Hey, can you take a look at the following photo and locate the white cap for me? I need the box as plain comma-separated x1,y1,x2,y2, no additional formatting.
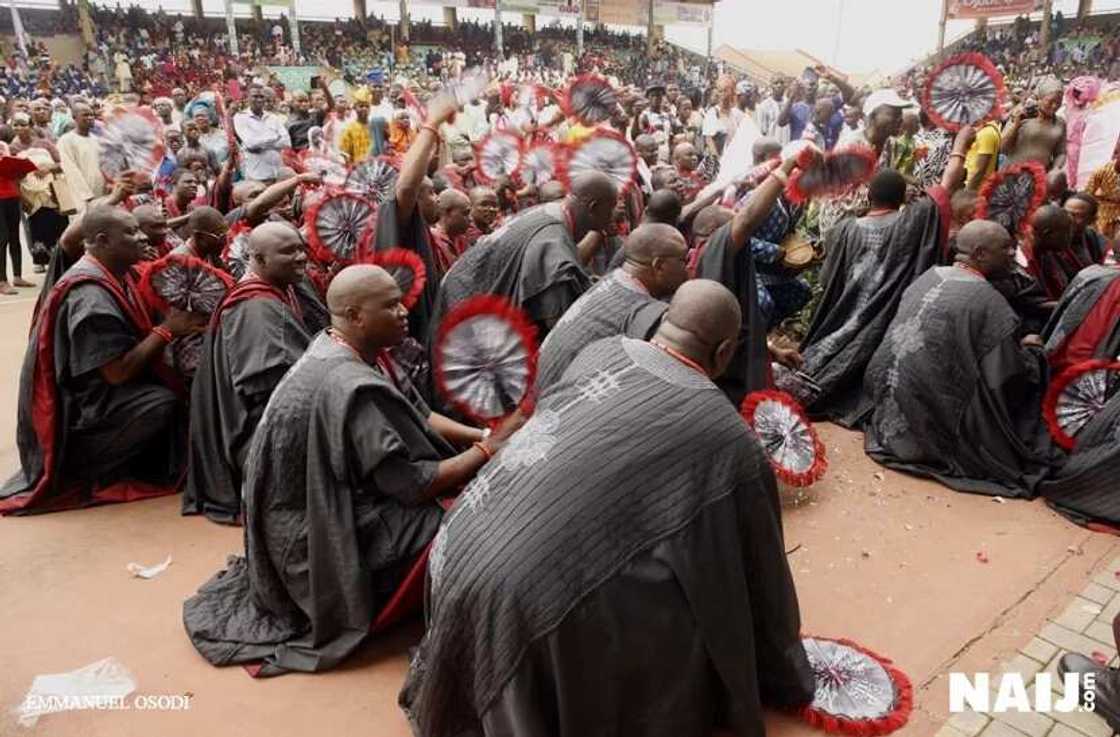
862,88,914,117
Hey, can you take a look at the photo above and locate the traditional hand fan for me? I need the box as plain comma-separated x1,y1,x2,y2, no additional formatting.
445,68,491,109
559,129,638,194
1043,359,1120,450
97,106,166,181
345,157,398,204
222,222,251,280
434,295,539,425
561,75,619,126
976,161,1046,234
740,389,827,487
369,248,427,310
799,636,913,736
923,52,1006,132
305,191,376,266
786,144,877,205
138,253,235,315
520,142,563,186
300,149,349,187
475,130,524,184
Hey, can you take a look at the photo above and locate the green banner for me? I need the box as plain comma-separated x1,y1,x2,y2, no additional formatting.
267,66,320,91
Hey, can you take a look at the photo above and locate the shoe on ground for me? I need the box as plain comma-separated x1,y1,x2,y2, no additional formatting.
1058,652,1120,731
0,281,17,295
12,278,34,287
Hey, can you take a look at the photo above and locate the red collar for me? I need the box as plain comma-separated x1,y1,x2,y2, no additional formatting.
955,262,987,280
651,339,708,377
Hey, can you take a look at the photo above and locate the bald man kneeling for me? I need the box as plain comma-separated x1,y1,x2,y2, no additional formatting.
536,222,689,392
403,279,817,735
861,220,1053,498
184,222,312,524
184,265,524,676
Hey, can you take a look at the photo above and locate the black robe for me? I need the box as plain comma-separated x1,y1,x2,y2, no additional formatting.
535,269,666,392
800,187,950,426
400,336,815,737
1040,391,1120,528
183,278,310,524
372,196,440,344
1042,264,1120,372
433,201,591,340
861,266,1052,498
695,220,772,405
183,334,450,675
2,255,184,514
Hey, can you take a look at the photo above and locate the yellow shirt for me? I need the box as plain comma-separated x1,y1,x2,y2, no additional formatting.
339,120,371,165
965,122,1000,185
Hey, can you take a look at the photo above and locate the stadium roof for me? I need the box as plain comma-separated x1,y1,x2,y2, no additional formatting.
714,45,845,84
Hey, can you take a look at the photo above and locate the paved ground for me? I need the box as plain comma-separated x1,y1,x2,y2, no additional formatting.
1,271,1118,737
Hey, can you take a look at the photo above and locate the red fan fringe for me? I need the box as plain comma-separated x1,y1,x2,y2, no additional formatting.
1042,358,1120,451
521,142,567,184
560,74,617,126
303,190,376,267
976,160,1047,234
401,87,427,122
221,220,251,266
474,130,525,184
433,294,539,426
554,128,638,195
740,389,828,487
797,635,914,737
922,52,1007,133
137,252,235,315
785,144,878,205
368,247,428,311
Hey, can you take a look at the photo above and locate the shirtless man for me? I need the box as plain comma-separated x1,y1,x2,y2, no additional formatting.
1001,80,1067,173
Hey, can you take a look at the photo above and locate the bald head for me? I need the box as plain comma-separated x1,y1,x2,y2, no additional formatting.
956,219,1014,277
439,189,470,213
624,223,686,263
132,204,164,229
569,171,619,237
326,264,399,315
188,206,225,233
571,171,618,203
693,205,733,239
249,221,300,258
655,279,742,377
643,189,681,225
233,180,267,206
1032,204,1074,251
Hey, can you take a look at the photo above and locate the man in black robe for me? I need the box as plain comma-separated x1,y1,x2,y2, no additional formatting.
183,265,523,676
535,223,687,392
1043,263,1120,373
800,126,974,426
183,222,312,524
434,171,618,339
401,280,815,737
693,152,806,405
860,220,1053,498
2,205,206,514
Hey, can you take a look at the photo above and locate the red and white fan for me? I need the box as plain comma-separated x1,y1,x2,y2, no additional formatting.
977,160,1046,235
1043,359,1120,450
923,52,1006,132
138,253,235,315
444,68,491,109
786,144,877,205
520,142,563,186
300,149,349,187
345,157,398,204
222,222,252,280
799,636,913,736
740,389,827,487
369,248,427,311
476,130,524,184
559,129,637,194
97,106,166,181
305,191,376,266
434,295,539,425
561,75,619,126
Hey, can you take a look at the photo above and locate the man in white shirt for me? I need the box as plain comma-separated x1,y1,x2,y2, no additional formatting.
57,102,104,211
754,78,790,145
233,85,291,182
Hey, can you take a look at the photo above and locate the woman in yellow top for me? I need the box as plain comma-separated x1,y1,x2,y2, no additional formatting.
1085,137,1120,239
338,88,372,164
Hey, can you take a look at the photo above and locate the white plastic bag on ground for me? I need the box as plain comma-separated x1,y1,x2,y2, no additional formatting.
13,656,137,727
126,555,172,579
